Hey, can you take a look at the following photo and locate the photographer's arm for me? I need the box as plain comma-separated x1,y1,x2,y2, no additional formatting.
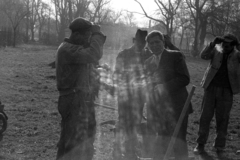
200,42,217,60
66,25,106,64
201,37,223,60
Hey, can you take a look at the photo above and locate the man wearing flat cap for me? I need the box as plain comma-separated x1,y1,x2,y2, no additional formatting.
56,17,106,160
194,33,240,154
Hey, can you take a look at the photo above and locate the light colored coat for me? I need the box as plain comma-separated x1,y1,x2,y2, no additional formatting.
200,44,240,94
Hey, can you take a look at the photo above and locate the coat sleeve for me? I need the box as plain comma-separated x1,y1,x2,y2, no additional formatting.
114,51,125,74
66,33,106,64
163,52,190,93
200,42,215,60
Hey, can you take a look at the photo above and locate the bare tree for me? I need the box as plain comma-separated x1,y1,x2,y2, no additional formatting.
73,0,91,18
53,0,69,43
29,0,40,41
0,0,29,47
68,0,73,22
122,11,137,27
208,0,240,36
108,10,123,24
174,2,193,50
186,0,214,56
36,1,50,41
24,0,30,43
227,0,240,39
134,0,182,36
89,0,111,24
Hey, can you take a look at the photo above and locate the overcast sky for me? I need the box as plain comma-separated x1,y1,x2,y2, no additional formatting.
43,0,158,27
111,0,158,27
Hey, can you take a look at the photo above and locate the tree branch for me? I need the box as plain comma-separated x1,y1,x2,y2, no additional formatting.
134,0,166,26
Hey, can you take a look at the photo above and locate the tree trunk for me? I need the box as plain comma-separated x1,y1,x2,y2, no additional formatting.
12,27,17,47
68,0,73,22
179,28,185,50
30,24,35,41
26,16,29,43
58,16,66,43
192,18,201,57
25,1,30,43
38,25,42,41
199,22,207,52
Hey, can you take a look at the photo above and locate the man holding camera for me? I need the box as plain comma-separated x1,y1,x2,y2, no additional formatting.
194,33,240,154
55,17,106,160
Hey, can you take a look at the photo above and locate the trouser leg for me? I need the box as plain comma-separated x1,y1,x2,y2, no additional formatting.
153,113,189,160
56,94,76,160
84,101,96,160
214,87,233,148
56,119,67,160
196,86,216,145
125,99,144,159
143,100,158,158
56,93,96,160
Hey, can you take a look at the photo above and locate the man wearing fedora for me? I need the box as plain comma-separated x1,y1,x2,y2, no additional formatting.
194,33,240,154
112,29,149,160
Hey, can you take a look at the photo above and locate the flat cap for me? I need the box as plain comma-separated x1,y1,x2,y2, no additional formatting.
222,33,239,45
69,17,93,32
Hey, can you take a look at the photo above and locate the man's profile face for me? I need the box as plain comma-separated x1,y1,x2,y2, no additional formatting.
148,35,164,54
222,41,234,53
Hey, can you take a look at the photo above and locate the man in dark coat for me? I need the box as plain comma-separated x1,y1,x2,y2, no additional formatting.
55,17,106,160
144,30,192,160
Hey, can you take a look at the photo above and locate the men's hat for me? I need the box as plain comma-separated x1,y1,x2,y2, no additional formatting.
134,29,148,43
222,33,239,45
69,17,93,32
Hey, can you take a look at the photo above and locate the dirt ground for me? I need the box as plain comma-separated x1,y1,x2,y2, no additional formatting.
0,45,239,160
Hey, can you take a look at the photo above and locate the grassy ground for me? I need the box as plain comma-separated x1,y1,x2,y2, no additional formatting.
0,45,239,160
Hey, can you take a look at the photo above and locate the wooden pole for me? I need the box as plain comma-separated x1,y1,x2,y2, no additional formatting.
163,85,196,160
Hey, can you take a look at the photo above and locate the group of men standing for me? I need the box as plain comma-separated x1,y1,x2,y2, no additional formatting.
111,28,192,160
55,17,240,160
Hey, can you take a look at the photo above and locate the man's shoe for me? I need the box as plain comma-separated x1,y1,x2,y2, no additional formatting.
193,144,205,154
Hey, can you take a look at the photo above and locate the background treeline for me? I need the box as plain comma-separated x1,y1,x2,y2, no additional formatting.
0,0,240,56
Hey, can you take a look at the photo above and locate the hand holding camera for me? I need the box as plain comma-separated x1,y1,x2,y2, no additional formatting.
213,36,224,45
